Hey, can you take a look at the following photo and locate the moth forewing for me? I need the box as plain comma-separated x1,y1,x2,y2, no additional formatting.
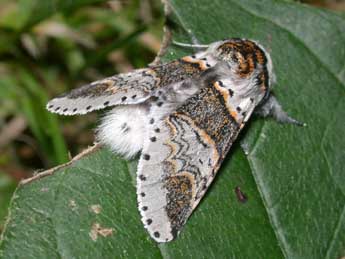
46,68,158,115
137,72,263,242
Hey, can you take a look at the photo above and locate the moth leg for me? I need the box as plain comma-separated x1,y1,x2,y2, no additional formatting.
172,41,209,49
256,94,306,126
170,23,206,50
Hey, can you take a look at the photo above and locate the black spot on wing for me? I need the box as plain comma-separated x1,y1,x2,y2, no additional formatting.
229,89,234,97
139,175,146,181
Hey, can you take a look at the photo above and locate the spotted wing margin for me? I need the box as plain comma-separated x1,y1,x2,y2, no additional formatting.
137,81,254,242
46,68,158,115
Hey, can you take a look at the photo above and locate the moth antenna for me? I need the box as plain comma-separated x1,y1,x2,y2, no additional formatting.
172,40,209,49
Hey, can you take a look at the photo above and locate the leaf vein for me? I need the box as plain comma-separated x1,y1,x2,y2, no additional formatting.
245,155,289,258
325,205,345,259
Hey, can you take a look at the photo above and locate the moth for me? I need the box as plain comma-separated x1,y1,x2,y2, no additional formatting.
47,38,303,242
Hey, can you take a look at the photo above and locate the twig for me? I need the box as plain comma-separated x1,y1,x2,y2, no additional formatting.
149,0,173,66
20,143,102,185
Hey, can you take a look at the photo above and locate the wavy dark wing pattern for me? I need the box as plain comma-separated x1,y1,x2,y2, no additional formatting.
136,79,257,242
46,68,158,115
46,46,221,116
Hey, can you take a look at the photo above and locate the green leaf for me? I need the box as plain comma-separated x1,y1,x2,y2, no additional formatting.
1,0,345,258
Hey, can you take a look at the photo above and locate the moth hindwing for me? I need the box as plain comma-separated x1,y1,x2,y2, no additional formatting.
47,38,275,242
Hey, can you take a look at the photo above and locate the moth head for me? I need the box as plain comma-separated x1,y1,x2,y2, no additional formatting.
212,38,275,99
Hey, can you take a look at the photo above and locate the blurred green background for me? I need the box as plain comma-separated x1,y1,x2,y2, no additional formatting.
0,0,164,233
0,0,343,234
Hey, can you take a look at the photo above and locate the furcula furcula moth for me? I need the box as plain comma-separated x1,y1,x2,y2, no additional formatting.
47,38,304,242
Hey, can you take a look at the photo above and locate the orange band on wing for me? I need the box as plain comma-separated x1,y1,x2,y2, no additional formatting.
182,56,208,71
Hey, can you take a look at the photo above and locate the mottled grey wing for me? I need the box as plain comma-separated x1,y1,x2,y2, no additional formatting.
46,68,158,115
46,45,222,116
136,80,255,242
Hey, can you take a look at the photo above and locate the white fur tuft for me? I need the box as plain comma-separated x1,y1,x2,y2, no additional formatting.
96,104,149,158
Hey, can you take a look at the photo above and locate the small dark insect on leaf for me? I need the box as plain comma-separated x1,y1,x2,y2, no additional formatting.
235,186,248,203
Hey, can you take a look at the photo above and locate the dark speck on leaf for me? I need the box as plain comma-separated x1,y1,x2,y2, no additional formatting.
235,186,247,203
